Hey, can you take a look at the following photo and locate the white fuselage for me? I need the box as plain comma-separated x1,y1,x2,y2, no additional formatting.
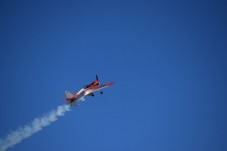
76,88,85,95
84,89,93,96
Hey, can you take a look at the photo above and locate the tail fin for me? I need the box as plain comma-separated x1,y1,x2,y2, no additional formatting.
65,90,73,98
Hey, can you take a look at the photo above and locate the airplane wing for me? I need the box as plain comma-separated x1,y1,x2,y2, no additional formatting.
91,82,114,92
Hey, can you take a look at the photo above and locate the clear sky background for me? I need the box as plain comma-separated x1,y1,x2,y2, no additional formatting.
0,0,227,151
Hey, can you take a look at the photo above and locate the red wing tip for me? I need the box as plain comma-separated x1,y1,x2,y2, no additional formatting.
107,82,114,86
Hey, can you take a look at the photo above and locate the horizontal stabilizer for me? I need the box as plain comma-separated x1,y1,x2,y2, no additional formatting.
71,102,80,106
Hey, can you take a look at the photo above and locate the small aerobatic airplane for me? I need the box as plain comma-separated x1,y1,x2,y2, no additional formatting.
65,75,113,106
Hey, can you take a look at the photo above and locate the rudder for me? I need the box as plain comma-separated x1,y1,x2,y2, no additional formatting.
65,90,73,98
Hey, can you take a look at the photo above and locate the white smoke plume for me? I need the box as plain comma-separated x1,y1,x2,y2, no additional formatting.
0,104,71,151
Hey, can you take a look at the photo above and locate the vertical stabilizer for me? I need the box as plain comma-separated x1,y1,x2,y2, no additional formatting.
65,90,73,98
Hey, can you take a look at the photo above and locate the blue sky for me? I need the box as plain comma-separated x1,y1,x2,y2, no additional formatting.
0,0,227,151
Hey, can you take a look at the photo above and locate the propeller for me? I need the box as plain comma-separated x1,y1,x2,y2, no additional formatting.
96,74,100,86
96,74,99,81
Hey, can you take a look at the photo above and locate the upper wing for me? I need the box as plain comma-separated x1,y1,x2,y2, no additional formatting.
91,82,114,92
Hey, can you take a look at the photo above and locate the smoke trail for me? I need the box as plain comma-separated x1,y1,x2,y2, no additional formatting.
0,104,71,151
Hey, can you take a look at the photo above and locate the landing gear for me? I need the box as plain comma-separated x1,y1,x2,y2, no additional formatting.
100,91,103,94
91,93,94,97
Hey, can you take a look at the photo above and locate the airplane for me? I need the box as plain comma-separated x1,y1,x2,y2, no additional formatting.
65,75,113,106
